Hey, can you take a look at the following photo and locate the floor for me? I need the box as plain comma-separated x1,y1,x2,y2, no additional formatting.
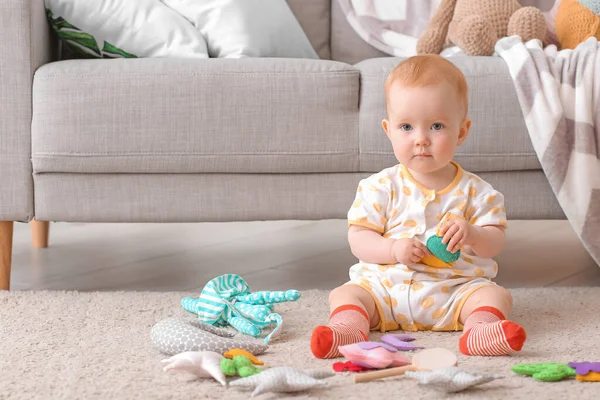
8,219,600,292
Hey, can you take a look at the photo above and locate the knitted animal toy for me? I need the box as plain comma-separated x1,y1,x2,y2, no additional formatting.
181,274,301,344
555,0,600,50
417,0,547,56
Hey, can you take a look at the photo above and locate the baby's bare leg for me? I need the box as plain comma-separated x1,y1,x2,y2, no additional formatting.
310,285,379,359
329,285,380,329
458,284,526,356
459,284,513,324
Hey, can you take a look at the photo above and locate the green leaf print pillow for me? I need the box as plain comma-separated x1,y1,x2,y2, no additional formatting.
45,0,209,59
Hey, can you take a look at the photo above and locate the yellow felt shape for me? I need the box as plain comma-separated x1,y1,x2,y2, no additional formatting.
577,372,600,382
420,254,453,269
224,348,264,365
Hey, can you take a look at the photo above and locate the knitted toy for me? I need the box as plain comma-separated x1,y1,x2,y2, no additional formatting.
181,274,301,344
511,362,576,381
417,0,547,56
221,355,262,378
421,212,463,269
555,0,600,50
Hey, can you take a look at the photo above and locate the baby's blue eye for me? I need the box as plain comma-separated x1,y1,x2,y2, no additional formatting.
400,124,412,132
431,123,444,131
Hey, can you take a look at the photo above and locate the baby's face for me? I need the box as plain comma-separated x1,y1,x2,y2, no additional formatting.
382,81,470,175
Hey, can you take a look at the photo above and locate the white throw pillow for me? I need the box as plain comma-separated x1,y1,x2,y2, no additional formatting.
161,0,319,58
45,0,209,58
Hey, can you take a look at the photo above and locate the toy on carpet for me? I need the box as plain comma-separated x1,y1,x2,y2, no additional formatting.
380,333,425,351
555,0,600,50
150,317,268,356
339,342,412,370
417,0,547,57
333,361,375,373
405,366,504,393
181,274,301,344
568,362,600,382
228,367,335,397
420,213,463,268
161,351,227,386
426,236,460,263
224,348,264,365
221,355,262,378
354,347,458,383
511,362,576,382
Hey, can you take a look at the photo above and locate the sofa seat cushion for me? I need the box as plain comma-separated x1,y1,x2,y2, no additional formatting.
32,58,359,174
356,57,541,173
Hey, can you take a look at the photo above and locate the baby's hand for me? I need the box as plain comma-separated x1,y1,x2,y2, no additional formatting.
392,238,431,265
439,219,479,253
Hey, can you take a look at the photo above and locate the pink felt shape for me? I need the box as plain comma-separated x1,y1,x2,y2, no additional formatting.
338,342,411,369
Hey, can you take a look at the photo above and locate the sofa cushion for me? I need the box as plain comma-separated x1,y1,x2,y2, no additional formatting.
356,56,542,173
161,0,319,59
45,0,209,59
32,58,359,174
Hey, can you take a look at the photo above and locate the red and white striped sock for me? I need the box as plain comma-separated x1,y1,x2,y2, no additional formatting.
459,306,526,356
310,305,369,359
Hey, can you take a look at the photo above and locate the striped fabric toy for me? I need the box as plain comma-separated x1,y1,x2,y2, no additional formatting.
181,274,301,344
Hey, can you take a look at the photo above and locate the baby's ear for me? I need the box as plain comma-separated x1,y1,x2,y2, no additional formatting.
381,119,391,137
458,118,472,145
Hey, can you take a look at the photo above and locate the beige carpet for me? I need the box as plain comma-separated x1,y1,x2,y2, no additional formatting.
1,288,599,399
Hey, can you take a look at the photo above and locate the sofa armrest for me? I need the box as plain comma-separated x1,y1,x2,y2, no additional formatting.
0,0,56,221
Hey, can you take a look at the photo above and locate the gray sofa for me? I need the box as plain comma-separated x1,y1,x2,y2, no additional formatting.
0,0,564,290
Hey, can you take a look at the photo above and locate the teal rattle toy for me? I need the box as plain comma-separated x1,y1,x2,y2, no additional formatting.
426,235,460,263
420,213,463,268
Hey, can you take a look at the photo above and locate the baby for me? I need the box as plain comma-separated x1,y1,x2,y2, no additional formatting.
310,55,526,359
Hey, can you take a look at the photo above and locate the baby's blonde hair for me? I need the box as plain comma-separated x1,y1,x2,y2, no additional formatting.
384,55,469,118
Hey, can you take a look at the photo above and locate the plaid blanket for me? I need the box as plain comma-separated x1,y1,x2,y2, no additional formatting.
495,36,600,266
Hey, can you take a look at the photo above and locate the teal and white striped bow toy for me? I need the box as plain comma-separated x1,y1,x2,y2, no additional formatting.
181,274,301,344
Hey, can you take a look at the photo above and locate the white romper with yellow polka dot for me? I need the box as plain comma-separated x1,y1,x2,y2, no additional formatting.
346,161,507,332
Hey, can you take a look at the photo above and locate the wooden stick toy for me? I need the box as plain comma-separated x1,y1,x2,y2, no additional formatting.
353,347,458,383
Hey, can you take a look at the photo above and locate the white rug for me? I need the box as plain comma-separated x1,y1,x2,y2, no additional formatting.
1,288,599,399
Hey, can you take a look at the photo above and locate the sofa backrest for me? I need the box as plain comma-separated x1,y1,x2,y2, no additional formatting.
287,0,333,60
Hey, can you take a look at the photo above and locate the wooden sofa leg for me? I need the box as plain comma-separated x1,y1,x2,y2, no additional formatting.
31,219,50,249
0,221,14,290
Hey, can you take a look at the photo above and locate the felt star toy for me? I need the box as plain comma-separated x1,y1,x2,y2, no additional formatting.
161,351,227,386
568,362,600,382
405,366,504,393
381,334,425,351
229,367,335,397
568,362,600,375
332,361,374,373
511,362,576,382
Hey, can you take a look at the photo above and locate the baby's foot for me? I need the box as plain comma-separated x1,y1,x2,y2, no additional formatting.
310,305,369,359
459,306,526,356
